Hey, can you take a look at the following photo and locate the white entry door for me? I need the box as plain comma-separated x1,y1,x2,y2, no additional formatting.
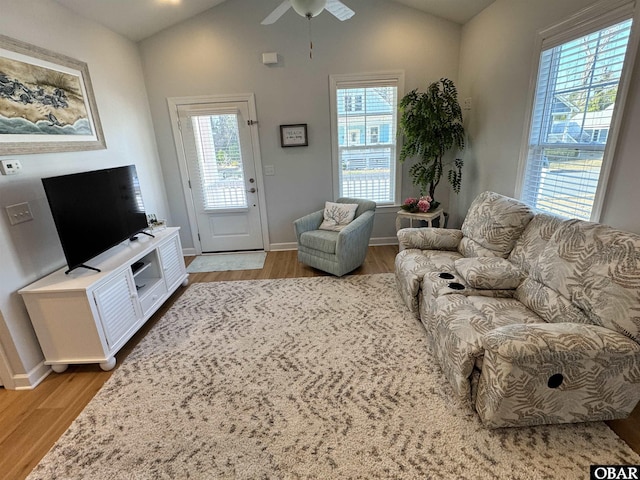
176,101,264,252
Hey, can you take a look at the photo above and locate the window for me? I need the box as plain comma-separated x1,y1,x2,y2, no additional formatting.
517,2,635,220
345,95,364,112
189,113,246,209
370,126,379,144
330,72,404,204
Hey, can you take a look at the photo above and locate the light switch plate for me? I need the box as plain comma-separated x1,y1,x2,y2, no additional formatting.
264,165,275,176
6,202,34,225
0,159,23,175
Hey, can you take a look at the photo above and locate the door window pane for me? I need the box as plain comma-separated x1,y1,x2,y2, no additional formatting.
190,114,247,209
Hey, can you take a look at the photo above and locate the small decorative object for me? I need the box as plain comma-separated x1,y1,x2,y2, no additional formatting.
147,214,166,231
280,124,308,147
401,196,433,213
0,34,105,155
398,78,464,204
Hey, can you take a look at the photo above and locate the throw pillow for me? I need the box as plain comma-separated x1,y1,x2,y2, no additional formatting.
454,257,525,290
319,202,358,232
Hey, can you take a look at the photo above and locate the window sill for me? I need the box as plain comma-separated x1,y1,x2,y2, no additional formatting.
375,204,402,212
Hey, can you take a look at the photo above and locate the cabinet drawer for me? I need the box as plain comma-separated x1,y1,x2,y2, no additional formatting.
139,280,167,315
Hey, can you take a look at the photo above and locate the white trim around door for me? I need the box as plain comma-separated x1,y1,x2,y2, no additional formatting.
167,94,270,254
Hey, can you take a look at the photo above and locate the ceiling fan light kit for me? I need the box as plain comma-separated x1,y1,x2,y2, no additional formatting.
261,0,355,59
261,0,354,25
291,0,327,18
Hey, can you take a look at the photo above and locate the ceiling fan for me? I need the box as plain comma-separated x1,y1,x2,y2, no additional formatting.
261,0,355,25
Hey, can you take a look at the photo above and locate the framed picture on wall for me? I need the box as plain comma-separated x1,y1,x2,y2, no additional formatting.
280,124,308,147
0,34,106,155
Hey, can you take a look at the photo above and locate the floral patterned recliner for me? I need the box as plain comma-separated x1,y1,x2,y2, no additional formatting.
395,191,535,317
396,191,640,428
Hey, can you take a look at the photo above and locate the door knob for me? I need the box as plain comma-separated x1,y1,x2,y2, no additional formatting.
247,187,256,193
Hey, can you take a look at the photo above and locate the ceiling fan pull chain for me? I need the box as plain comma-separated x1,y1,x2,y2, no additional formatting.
307,14,313,59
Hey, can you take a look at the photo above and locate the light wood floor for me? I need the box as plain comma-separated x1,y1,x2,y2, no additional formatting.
1,245,638,479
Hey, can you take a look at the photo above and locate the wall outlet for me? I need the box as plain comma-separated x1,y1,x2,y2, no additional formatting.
0,159,23,175
463,97,472,111
264,165,275,176
6,202,34,225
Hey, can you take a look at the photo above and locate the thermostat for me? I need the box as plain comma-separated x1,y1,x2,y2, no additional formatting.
0,159,23,175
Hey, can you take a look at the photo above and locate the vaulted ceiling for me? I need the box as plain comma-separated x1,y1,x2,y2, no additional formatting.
52,0,495,42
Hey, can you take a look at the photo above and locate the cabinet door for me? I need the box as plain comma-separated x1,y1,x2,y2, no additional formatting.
158,235,186,291
93,270,140,349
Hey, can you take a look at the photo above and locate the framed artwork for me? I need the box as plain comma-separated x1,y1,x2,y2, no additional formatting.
280,124,308,147
0,34,106,155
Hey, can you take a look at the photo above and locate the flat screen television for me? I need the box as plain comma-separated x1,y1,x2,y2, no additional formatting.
42,165,150,274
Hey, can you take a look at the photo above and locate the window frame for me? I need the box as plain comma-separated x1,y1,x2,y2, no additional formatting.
329,71,405,206
514,0,640,221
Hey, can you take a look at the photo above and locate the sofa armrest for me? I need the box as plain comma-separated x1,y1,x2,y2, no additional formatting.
454,257,525,290
293,210,324,241
476,322,640,428
397,228,463,251
482,322,640,362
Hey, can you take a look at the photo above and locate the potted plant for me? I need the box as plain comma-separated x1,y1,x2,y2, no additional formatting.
398,78,465,209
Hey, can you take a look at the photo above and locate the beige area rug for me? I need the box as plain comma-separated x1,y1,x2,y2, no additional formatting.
28,274,639,479
186,251,266,273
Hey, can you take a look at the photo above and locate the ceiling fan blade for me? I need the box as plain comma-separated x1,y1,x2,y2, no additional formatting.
325,0,355,21
261,0,292,25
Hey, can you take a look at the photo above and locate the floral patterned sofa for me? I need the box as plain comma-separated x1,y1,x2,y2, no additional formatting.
395,191,640,428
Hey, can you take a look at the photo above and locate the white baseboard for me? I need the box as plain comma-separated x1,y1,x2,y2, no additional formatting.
369,236,399,246
270,237,398,251
189,237,399,255
269,242,298,251
10,361,51,390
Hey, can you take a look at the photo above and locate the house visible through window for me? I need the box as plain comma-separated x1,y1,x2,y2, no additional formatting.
518,6,634,220
330,72,404,204
345,95,364,112
370,126,379,143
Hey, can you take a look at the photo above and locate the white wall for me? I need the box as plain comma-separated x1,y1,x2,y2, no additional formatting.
0,0,169,387
139,0,462,248
457,0,640,233
601,25,640,232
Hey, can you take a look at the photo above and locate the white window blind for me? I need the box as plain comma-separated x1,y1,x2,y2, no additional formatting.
520,13,633,220
189,113,246,210
331,73,403,204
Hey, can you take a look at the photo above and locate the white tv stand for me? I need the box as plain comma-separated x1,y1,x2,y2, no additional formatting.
19,227,188,372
